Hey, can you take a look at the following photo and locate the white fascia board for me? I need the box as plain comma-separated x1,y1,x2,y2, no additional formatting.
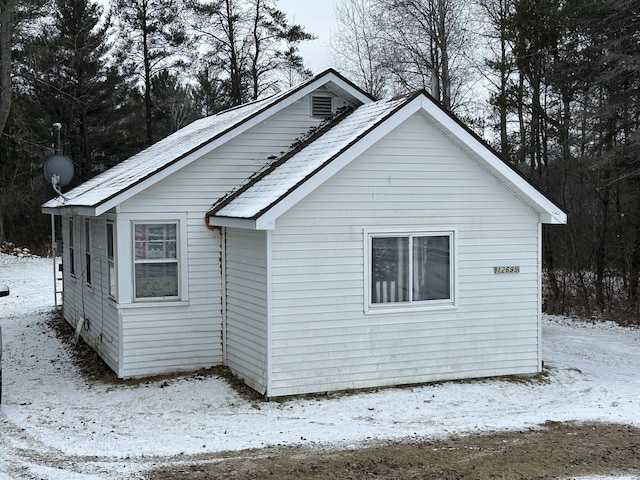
93,117,271,216
207,216,262,230
41,205,96,217
321,72,374,105
279,72,371,109
41,204,65,215
417,97,567,225
256,96,423,228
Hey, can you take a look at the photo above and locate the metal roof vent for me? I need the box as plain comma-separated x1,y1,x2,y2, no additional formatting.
311,96,333,118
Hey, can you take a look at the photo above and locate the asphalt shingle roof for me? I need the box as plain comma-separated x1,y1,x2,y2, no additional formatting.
208,94,413,220
42,92,290,210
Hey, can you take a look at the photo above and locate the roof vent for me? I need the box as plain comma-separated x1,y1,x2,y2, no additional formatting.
311,96,333,118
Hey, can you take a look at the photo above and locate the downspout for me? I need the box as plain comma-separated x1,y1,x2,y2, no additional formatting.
537,223,543,373
205,218,227,366
221,227,227,366
265,229,272,398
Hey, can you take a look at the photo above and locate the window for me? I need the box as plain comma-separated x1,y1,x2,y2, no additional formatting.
311,95,332,118
368,231,454,307
107,222,116,299
133,223,178,300
85,219,92,285
68,218,75,276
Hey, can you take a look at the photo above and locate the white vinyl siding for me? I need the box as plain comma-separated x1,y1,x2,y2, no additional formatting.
117,218,222,378
225,228,269,394
266,112,541,396
112,95,330,378
61,216,120,373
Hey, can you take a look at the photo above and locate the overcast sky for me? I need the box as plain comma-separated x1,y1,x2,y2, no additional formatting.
277,0,339,72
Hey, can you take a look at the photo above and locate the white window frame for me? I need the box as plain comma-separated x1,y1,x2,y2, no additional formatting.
364,228,457,313
132,220,182,302
106,221,116,300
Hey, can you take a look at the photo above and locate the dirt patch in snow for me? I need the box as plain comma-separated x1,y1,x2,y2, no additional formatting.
45,310,264,400
144,422,640,480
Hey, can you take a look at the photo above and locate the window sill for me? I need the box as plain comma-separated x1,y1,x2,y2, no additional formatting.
365,302,457,315
117,299,190,309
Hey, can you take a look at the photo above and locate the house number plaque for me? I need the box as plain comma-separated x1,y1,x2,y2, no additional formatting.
494,266,520,274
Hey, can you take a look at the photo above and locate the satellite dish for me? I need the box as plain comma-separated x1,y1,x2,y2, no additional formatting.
43,154,74,187
43,123,74,201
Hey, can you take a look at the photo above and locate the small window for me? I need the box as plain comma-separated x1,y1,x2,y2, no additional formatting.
85,219,92,286
107,222,116,299
133,223,179,300
68,218,75,276
368,231,454,307
311,95,333,118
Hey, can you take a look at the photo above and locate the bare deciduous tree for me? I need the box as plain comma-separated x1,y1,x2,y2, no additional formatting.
331,0,475,111
330,0,388,98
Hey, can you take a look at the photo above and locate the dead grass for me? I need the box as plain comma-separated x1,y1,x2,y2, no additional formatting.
45,310,262,400
145,422,640,479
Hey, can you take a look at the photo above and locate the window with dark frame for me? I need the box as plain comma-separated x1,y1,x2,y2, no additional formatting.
69,218,75,276
85,219,92,286
370,232,453,306
107,222,116,299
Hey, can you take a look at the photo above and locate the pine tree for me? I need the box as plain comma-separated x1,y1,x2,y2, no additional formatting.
186,0,314,108
23,0,121,182
115,0,186,145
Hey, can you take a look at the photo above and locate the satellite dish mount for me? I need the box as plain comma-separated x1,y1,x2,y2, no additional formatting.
43,123,74,202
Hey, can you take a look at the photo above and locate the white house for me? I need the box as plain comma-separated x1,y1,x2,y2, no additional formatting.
42,69,566,397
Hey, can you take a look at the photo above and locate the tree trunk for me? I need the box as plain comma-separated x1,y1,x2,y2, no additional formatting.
0,0,14,135
0,207,5,243
436,0,450,110
594,189,609,308
225,0,242,106
143,19,154,146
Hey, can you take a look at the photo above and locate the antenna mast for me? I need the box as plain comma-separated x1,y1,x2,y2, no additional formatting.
43,123,74,202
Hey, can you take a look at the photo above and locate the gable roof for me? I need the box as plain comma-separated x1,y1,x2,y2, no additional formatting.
42,70,374,217
206,90,567,230
206,93,416,228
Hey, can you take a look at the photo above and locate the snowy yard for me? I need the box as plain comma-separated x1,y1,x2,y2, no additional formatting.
1,253,639,479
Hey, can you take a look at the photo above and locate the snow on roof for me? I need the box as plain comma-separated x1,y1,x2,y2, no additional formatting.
209,93,414,220
42,70,375,215
41,94,284,211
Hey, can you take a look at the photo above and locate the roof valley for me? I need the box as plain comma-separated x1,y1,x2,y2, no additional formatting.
208,105,357,215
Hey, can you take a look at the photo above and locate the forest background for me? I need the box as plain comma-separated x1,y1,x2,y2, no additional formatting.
0,0,638,322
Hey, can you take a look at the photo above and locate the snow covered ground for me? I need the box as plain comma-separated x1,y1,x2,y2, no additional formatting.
1,253,639,479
